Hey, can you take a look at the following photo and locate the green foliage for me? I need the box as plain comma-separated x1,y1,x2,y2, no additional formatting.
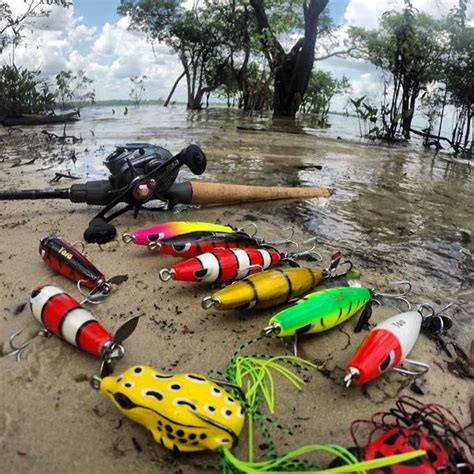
55,70,95,109
118,0,181,43
301,70,350,126
0,0,72,55
350,5,448,139
348,95,380,139
129,75,147,107
119,0,235,109
419,86,444,136
445,25,473,111
0,65,55,116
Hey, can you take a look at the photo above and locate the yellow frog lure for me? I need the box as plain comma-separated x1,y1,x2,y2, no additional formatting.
92,365,244,452
202,253,352,311
90,355,424,472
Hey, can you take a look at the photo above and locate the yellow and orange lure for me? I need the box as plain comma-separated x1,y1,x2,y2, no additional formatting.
95,365,244,452
202,267,324,311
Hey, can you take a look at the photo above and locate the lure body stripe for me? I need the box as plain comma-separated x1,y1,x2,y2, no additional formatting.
154,232,262,258
99,366,245,452
39,235,106,290
269,287,371,337
129,222,235,245
232,249,252,279
346,311,422,385
163,248,281,284
30,286,114,357
207,267,324,310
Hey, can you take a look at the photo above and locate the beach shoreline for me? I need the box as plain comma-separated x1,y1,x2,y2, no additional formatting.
0,124,472,473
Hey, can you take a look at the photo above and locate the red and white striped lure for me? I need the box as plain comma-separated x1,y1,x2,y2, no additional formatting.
344,310,429,386
159,248,282,284
29,286,138,373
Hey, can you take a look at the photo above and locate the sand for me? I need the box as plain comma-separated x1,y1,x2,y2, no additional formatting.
0,128,472,473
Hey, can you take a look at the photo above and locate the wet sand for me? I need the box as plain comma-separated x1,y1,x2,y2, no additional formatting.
0,119,472,473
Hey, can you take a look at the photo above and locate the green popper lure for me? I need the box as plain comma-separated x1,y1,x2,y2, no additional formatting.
262,283,412,354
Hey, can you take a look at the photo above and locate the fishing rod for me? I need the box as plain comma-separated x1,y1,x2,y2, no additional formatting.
0,143,331,244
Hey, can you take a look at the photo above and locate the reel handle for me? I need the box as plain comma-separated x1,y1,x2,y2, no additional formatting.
176,144,207,175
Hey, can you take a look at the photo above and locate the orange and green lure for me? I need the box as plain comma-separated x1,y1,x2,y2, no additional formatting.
262,287,373,338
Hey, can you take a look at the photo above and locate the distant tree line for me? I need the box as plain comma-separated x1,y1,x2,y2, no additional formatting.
118,0,352,120
0,0,471,155
349,0,472,155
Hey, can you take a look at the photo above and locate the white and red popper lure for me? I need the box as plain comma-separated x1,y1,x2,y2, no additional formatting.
158,242,320,284
343,304,454,386
159,247,282,284
24,285,138,374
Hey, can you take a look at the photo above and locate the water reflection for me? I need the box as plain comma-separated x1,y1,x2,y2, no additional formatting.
1,104,472,344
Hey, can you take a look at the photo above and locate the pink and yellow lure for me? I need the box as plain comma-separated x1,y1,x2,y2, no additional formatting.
122,221,235,246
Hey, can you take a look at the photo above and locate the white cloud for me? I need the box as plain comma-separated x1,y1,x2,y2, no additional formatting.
344,0,473,29
1,0,472,105
0,1,185,101
318,0,473,111
68,24,97,44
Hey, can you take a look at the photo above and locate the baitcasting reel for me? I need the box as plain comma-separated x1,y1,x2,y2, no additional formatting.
82,143,207,243
0,143,207,244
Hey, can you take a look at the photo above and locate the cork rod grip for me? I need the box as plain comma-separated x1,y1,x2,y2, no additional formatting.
188,181,332,205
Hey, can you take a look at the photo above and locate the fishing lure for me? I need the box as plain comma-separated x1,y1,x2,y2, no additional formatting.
201,253,352,311
9,286,138,373
350,397,473,473
344,303,454,386
122,221,236,246
262,282,412,355
148,230,285,258
89,360,424,472
92,365,245,452
39,235,126,302
159,245,319,284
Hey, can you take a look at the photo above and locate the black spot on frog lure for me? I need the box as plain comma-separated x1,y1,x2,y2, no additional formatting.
91,365,245,452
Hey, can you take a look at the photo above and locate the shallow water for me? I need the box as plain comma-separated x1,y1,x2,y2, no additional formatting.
1,105,473,345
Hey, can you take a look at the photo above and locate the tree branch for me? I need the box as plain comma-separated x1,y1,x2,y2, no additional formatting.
315,45,360,61
410,128,460,152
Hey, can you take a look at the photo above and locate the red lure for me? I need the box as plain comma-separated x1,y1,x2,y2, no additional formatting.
149,231,265,259
159,248,281,284
29,286,138,371
40,235,108,292
349,397,473,473
363,427,449,474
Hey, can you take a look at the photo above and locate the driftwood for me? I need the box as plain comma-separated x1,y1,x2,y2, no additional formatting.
41,130,82,144
410,128,459,153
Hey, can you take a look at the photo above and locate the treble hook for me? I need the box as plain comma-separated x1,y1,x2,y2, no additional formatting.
7,328,50,361
243,222,258,237
371,281,412,311
267,227,298,249
287,241,322,261
77,280,112,305
373,280,412,299
420,302,457,333
323,252,353,279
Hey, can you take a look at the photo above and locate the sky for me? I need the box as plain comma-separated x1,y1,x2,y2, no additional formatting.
1,0,473,110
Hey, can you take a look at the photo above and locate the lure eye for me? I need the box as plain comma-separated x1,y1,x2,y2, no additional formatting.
379,350,395,372
113,392,137,410
194,268,208,280
173,243,192,253
148,233,164,242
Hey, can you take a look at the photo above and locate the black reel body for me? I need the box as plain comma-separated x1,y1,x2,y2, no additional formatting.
104,143,176,193
0,141,207,244
84,143,207,243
